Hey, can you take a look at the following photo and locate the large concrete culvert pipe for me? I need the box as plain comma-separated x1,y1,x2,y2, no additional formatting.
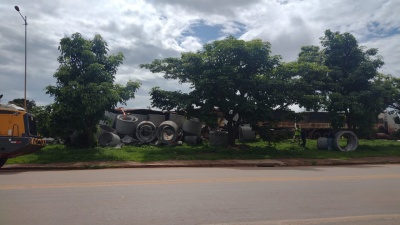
157,121,179,145
115,114,138,135
98,132,121,147
99,124,117,134
209,131,229,146
136,121,157,143
317,137,329,150
169,113,187,130
148,114,166,127
333,131,359,151
132,114,147,124
239,125,256,141
183,118,202,136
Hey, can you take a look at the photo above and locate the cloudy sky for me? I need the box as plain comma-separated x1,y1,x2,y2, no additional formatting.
1,0,399,109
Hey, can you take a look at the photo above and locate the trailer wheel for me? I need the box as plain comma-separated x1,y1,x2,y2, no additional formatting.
312,131,322,139
0,158,7,168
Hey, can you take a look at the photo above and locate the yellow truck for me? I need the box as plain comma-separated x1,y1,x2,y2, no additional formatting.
0,104,46,168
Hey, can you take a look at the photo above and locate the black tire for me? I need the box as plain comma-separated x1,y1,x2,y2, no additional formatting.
312,131,322,139
0,158,8,168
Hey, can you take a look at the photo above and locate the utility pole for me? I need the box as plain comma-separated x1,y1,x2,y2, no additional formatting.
14,6,28,110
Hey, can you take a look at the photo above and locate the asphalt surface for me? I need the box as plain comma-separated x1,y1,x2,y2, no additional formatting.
2,157,400,170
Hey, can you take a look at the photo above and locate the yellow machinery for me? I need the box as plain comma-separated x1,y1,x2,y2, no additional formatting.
0,104,46,168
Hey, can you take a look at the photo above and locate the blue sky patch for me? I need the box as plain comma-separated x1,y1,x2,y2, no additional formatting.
367,21,400,39
183,21,246,43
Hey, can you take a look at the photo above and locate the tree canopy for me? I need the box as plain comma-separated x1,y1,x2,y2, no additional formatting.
8,98,36,111
293,30,397,137
141,36,286,145
388,77,400,110
46,33,141,147
141,31,400,142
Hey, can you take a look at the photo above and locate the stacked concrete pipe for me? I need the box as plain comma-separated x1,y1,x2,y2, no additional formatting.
136,121,157,143
169,114,186,130
182,118,203,145
98,132,121,147
115,114,138,135
183,118,202,136
209,131,229,146
157,121,179,145
132,114,147,123
148,114,165,127
239,125,256,141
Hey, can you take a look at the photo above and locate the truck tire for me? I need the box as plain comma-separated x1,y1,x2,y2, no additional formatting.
0,158,7,168
312,131,322,139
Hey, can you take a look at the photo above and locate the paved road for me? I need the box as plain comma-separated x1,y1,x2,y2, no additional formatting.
1,165,400,225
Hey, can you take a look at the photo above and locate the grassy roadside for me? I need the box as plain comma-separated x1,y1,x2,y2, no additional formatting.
6,139,400,165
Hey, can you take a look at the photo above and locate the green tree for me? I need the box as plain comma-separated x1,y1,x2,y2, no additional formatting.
46,33,141,147
385,76,400,127
296,30,394,137
141,36,284,145
8,98,36,111
388,76,400,113
298,46,324,64
30,104,53,137
274,61,330,112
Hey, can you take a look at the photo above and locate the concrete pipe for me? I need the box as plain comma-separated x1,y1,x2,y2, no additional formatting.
184,135,200,145
121,135,135,144
132,114,147,123
333,131,359,151
97,124,117,139
169,114,187,130
148,114,166,127
209,131,229,146
115,114,138,135
136,121,157,143
99,124,117,134
184,135,202,145
131,114,147,138
317,137,329,150
183,118,202,136
157,121,179,145
239,126,256,141
98,132,121,147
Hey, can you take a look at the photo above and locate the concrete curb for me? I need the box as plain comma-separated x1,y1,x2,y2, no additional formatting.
2,157,400,170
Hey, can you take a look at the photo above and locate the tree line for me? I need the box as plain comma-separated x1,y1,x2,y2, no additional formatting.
11,30,400,147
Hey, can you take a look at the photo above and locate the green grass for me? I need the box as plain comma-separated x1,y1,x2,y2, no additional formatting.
6,139,400,165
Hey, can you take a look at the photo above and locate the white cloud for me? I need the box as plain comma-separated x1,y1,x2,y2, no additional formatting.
0,0,399,108
180,36,203,51
363,34,400,77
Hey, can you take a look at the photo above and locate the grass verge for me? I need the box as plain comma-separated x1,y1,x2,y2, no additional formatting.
6,139,400,165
